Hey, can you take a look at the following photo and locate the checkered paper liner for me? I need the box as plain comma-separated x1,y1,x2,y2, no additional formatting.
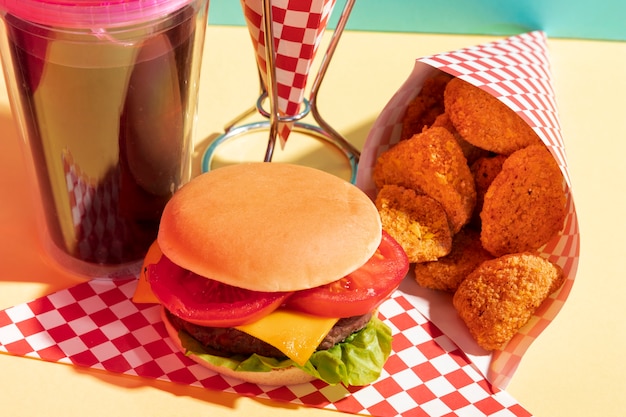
0,278,531,417
240,0,336,143
356,31,580,389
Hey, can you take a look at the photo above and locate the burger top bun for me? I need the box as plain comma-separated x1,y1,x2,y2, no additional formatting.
158,163,382,292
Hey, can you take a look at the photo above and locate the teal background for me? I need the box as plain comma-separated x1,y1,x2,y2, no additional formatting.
207,0,626,41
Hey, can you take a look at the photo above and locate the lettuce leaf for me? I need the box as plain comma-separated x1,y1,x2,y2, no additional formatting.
179,316,393,386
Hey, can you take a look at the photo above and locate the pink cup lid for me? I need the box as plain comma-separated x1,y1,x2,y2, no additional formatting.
0,0,198,29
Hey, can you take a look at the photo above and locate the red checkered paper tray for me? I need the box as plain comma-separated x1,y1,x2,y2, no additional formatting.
0,278,530,416
357,31,580,388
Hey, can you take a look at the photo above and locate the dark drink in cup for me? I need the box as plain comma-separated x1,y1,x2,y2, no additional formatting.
0,0,209,277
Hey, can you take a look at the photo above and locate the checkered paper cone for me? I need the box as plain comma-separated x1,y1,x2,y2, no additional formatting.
240,0,336,144
357,31,580,389
0,278,532,416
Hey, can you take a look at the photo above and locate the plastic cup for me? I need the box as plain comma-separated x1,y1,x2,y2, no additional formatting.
0,0,210,278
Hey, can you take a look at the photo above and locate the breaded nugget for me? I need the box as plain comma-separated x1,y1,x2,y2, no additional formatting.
452,252,565,350
414,228,493,292
373,127,476,233
444,78,542,155
431,112,489,165
480,144,566,257
469,154,507,227
401,72,453,140
375,184,452,263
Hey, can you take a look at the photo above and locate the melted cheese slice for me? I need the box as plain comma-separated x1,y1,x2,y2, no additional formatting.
132,275,160,304
131,240,162,304
236,309,339,366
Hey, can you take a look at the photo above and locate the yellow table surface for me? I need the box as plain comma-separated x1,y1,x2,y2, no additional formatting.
1,26,625,417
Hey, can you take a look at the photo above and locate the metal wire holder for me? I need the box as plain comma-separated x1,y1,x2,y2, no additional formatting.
202,0,360,183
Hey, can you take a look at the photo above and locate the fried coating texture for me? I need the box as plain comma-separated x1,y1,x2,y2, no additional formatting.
431,112,489,165
470,154,507,227
444,78,542,155
375,184,452,263
414,228,493,292
401,72,452,140
480,144,567,257
452,252,565,350
373,127,476,233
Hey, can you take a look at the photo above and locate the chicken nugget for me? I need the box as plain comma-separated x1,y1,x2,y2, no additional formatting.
373,127,476,233
375,184,452,263
431,112,489,165
444,78,542,155
430,112,490,165
414,228,493,292
480,144,566,257
401,72,452,140
469,154,507,227
452,252,565,350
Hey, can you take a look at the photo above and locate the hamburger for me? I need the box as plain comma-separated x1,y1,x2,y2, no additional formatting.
133,162,409,386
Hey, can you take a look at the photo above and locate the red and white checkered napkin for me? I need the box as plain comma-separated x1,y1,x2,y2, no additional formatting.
0,278,531,417
357,31,580,389
240,0,336,143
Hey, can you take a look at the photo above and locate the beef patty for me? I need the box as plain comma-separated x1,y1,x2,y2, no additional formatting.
166,310,373,358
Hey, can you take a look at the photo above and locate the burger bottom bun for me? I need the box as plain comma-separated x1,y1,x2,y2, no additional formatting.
161,307,317,386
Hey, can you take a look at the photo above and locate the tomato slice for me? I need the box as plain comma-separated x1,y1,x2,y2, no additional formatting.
147,256,293,327
285,231,409,318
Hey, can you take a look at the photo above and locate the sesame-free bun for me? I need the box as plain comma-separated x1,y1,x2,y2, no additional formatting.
158,163,382,292
161,307,316,386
